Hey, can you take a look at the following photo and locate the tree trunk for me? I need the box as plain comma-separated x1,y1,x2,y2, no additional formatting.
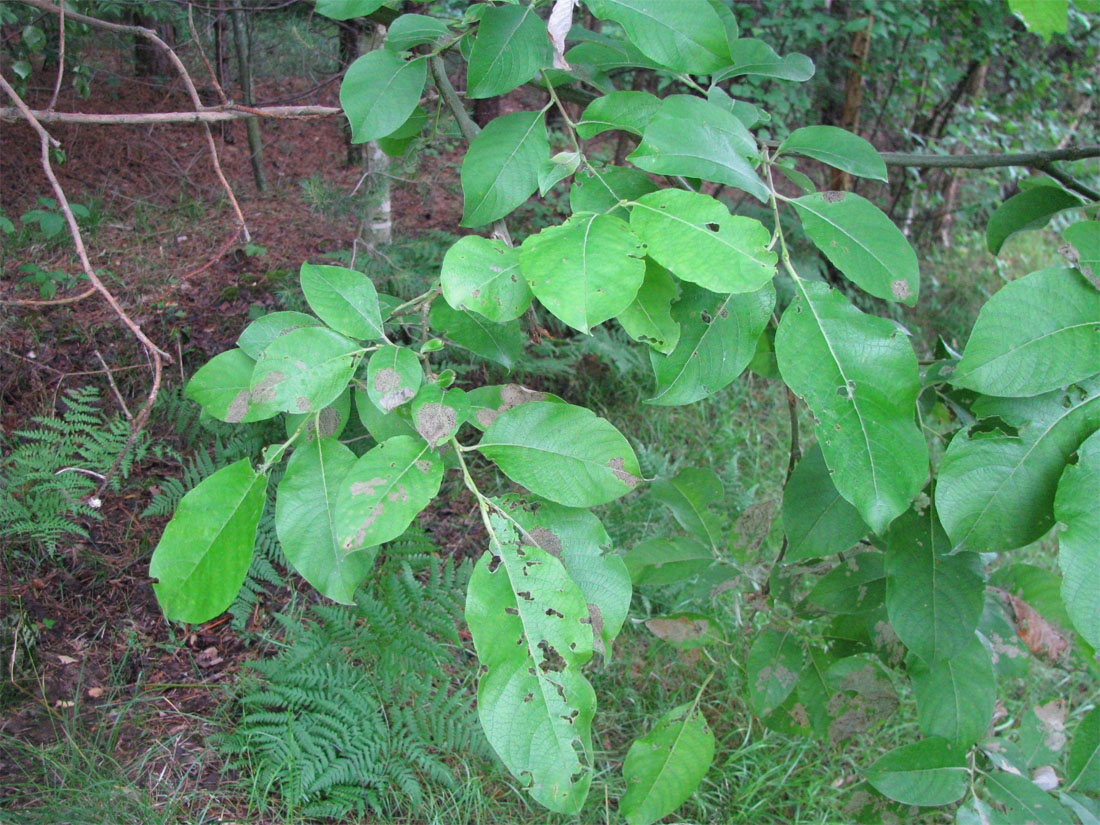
338,20,363,166
230,5,267,193
830,15,873,191
215,0,233,143
129,10,175,77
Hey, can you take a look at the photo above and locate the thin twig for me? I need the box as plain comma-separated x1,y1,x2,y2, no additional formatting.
45,0,64,111
2,284,97,306
0,104,343,124
1033,162,1100,201
188,3,229,106
94,350,134,420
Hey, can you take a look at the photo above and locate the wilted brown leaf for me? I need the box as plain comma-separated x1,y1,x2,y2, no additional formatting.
998,589,1069,664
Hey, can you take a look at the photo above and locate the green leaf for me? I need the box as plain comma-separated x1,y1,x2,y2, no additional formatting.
616,259,681,354
1063,221,1100,277
150,459,267,623
333,435,443,551
782,443,868,562
650,467,723,549
251,326,362,414
236,311,321,359
340,51,427,143
863,738,968,807
585,0,731,74
376,105,428,156
987,186,1083,255
501,498,631,655
284,387,352,441
648,282,774,406
354,387,419,442
984,771,1074,824
953,268,1100,397
630,190,776,292
569,166,658,218
712,38,814,82
909,633,994,747
620,702,715,825
276,437,372,604
440,235,532,322
299,263,385,340
461,110,548,227
365,345,422,413
410,384,468,448
385,14,451,52
315,0,384,21
466,384,564,430
747,628,806,717
520,213,646,334
428,299,525,368
936,380,1100,552
775,281,927,533
478,402,641,507
628,96,767,200
185,348,278,424
805,550,885,614
623,536,714,586
777,126,887,182
466,515,595,814
791,192,920,304
538,151,581,195
576,90,661,140
1067,707,1100,792
884,507,984,663
1055,429,1100,649
1007,0,1068,40
467,4,551,98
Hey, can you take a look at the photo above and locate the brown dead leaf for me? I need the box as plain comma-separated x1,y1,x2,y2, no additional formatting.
1034,698,1067,751
87,686,104,698
645,616,712,645
1000,590,1069,663
56,654,78,665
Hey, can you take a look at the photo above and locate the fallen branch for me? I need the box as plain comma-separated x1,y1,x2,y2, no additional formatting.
0,104,343,125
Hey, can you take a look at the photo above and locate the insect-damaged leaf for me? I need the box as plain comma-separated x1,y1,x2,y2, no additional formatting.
747,627,805,717
276,436,375,604
366,345,422,413
644,613,723,650
478,402,642,507
250,326,362,414
805,549,886,615
150,459,267,624
284,387,352,441
616,259,681,354
466,384,564,431
466,515,595,814
620,702,715,825
332,435,443,552
782,443,868,562
1054,429,1100,650
185,348,279,424
299,263,386,341
440,234,532,323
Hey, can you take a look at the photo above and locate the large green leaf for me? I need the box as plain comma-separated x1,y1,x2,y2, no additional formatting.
620,702,715,825
630,190,776,293
747,627,806,717
365,345,422,413
466,4,551,98
649,282,774,405
385,14,451,52
478,402,641,507
519,213,646,334
777,126,887,182
250,326,362,414
236,311,322,359
150,459,267,623
340,51,426,143
299,263,385,340
332,435,443,551
650,467,723,549
461,111,548,227
782,443,868,562
428,299,525,368
805,549,885,614
775,280,927,534
628,95,768,200
570,166,658,219
466,515,595,814
585,0,731,74
185,348,278,424
936,379,1100,552
909,632,994,747
1054,429,1100,649
276,437,373,604
712,38,814,82
984,771,1074,824
576,90,661,140
864,739,968,806
623,536,714,585
1008,0,1069,40
1066,707,1100,792
883,507,984,664
987,185,1083,255
616,259,681,354
440,235,531,323
791,192,920,304
315,0,384,21
953,268,1100,397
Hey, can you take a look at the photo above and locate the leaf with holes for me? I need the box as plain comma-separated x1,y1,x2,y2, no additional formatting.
576,90,661,140
805,550,886,615
466,4,551,98
650,467,724,549
340,51,426,143
332,435,443,551
150,459,267,623
185,348,279,424
365,345,422,413
620,702,715,825
775,280,927,533
747,628,806,717
864,738,968,806
909,632,994,747
428,298,525,368
631,190,776,293
791,192,920,305
478,402,641,507
777,126,886,182
276,436,374,604
987,185,1082,255
440,235,531,322
250,326,362,414
461,111,548,227
883,507,984,663
649,281,775,406
585,0,730,74
466,515,595,814
1054,429,1100,650
783,444,868,562
299,263,385,340
616,259,680,354
520,212,646,334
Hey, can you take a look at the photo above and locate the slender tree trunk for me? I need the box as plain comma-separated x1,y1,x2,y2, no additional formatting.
130,10,175,77
359,25,391,248
215,0,233,143
338,20,363,166
830,15,873,191
230,5,267,193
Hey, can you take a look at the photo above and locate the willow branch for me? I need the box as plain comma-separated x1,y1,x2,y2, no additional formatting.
878,145,1099,169
0,104,343,124
1033,162,1100,201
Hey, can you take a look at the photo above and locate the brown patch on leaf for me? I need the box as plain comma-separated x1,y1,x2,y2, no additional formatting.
607,456,640,488
998,589,1070,664
349,476,387,498
415,402,457,447
890,279,912,301
476,408,499,427
251,370,283,403
225,390,251,423
645,616,711,645
1033,699,1067,752
822,191,846,203
522,527,563,559
373,367,402,393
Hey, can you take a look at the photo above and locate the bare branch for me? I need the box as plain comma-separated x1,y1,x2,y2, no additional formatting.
879,145,1100,169
0,104,343,124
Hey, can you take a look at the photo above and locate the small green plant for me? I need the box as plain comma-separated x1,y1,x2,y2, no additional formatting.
17,261,86,299
19,197,90,240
